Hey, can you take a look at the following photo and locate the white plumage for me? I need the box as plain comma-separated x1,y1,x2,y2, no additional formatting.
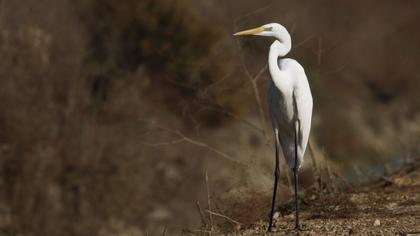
234,23,313,231
269,57,313,169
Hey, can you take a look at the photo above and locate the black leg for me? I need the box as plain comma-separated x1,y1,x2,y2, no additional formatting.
293,168,300,230
268,131,280,232
293,122,300,230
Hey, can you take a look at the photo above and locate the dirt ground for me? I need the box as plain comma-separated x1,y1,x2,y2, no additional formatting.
199,159,420,236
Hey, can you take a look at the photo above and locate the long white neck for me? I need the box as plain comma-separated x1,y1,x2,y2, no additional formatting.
268,37,291,92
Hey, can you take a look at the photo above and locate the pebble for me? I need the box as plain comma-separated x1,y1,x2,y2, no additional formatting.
387,202,397,209
374,219,380,226
285,214,294,219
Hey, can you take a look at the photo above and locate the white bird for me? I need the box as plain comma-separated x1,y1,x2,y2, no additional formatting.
234,23,313,231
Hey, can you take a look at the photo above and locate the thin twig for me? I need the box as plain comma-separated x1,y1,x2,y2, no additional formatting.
326,161,338,192
317,37,322,66
308,141,321,192
205,170,214,233
183,135,246,166
196,201,207,228
233,30,271,146
201,69,235,96
293,34,315,49
320,63,350,76
283,163,294,194
251,64,268,83
139,120,248,167
290,22,297,34
205,209,242,226
195,106,264,134
233,4,273,28
242,64,271,144
139,138,185,147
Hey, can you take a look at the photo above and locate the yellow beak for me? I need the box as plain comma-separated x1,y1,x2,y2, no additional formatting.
233,26,265,36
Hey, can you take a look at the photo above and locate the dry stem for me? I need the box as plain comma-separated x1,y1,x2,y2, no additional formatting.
196,201,207,228
139,120,248,167
205,170,214,233
205,209,242,226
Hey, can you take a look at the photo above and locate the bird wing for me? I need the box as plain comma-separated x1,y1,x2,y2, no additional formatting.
292,71,313,169
269,78,297,169
269,58,313,169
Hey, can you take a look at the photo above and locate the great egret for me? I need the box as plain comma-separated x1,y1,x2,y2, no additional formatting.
234,23,313,231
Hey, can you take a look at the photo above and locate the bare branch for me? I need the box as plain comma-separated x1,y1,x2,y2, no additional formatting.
201,69,235,97
182,135,247,166
283,163,294,194
233,31,273,147
139,138,185,147
205,170,214,233
139,119,248,167
233,4,273,28
205,209,242,226
242,64,271,144
253,64,268,83
290,22,297,34
196,201,207,228
326,161,338,192
195,106,264,134
308,140,322,191
321,63,350,76
317,37,322,66
293,34,315,49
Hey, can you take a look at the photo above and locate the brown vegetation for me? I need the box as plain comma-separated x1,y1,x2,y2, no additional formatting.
0,0,419,235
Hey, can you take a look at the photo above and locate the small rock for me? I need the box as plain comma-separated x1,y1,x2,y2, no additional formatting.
285,214,294,219
273,211,281,219
373,219,380,226
349,194,361,204
387,202,397,209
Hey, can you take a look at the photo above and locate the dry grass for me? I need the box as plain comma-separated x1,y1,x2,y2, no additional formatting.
0,0,419,235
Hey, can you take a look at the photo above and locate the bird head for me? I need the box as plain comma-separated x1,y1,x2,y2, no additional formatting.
234,23,292,56
233,23,286,37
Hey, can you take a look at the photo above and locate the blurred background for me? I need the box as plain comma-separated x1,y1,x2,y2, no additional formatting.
0,0,419,235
